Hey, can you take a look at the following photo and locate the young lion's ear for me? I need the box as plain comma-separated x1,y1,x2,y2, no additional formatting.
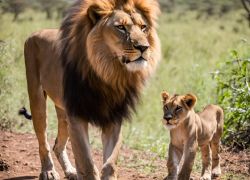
183,93,197,109
161,91,169,102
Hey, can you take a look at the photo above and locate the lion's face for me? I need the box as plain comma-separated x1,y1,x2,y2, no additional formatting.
101,10,151,71
161,91,197,130
85,0,160,76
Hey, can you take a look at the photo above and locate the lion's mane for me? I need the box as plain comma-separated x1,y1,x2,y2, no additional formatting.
59,0,160,128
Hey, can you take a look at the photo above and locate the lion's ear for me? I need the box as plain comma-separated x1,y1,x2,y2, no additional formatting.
161,91,169,102
183,93,197,109
87,3,112,25
88,5,102,24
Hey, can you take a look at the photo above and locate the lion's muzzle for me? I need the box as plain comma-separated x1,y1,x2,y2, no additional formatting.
122,56,147,64
133,44,149,53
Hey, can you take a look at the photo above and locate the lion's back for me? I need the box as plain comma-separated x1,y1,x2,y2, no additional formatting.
25,29,59,52
199,104,224,126
24,29,64,107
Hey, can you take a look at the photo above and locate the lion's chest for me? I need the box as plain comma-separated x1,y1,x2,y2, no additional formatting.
170,128,186,148
63,67,139,128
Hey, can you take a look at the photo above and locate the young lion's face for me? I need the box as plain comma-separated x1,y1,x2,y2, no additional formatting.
161,91,197,130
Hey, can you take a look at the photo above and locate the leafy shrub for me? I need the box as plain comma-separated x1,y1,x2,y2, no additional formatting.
215,50,250,150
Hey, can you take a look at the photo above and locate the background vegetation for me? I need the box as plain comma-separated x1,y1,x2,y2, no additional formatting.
216,50,250,151
0,0,249,178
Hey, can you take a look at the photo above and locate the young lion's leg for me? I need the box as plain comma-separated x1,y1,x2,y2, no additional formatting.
68,117,100,180
29,91,59,180
211,110,223,178
178,139,198,180
53,106,77,179
101,123,122,180
211,141,221,178
211,138,222,177
200,144,212,180
164,143,182,180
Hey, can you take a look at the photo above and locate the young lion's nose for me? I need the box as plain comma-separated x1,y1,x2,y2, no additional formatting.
164,114,173,121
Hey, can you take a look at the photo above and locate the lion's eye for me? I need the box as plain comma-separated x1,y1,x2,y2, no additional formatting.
116,25,126,33
141,25,147,32
175,106,182,112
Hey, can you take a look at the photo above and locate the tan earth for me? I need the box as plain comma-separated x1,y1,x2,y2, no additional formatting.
0,131,249,180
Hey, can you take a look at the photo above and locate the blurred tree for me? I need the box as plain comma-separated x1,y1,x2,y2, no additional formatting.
56,1,71,19
159,0,242,17
159,0,175,12
0,0,27,21
37,0,56,19
241,0,250,27
37,0,70,19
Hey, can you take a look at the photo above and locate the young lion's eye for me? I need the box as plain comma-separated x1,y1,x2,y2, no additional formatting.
175,106,182,113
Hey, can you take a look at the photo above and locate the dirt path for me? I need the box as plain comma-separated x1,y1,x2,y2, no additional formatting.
0,131,249,180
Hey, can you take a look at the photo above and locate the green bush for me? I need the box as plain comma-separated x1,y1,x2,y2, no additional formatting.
215,50,250,150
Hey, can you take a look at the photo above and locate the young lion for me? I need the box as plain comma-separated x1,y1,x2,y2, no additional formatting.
161,91,224,180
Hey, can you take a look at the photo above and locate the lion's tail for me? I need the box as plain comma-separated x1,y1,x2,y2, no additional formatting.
18,107,32,120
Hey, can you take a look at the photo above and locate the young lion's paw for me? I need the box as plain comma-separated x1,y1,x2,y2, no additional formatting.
39,170,60,180
212,166,221,178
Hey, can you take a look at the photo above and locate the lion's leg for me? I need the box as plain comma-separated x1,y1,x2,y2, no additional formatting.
53,106,77,179
178,139,198,180
164,143,182,180
25,39,59,179
29,91,59,180
200,144,212,180
101,123,122,180
211,138,222,177
68,117,100,180
210,142,221,178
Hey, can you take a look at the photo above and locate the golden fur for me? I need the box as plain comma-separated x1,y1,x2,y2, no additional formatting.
60,0,161,96
161,91,224,180
23,0,161,179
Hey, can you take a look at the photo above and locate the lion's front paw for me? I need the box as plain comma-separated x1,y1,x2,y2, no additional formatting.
163,175,177,180
64,166,77,180
200,173,211,180
65,169,77,180
101,163,117,180
212,166,221,178
101,175,116,180
39,170,60,180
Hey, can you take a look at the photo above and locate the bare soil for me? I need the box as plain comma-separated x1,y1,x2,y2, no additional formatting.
0,131,249,180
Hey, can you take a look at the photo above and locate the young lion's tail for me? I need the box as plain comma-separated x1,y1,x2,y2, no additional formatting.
18,107,32,120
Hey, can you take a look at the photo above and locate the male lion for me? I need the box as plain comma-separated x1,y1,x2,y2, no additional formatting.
22,0,161,179
161,91,224,180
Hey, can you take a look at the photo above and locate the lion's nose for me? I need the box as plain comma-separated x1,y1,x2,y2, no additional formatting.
133,44,149,53
164,114,173,121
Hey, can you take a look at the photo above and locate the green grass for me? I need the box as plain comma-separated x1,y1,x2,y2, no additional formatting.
0,9,249,178
0,10,59,134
